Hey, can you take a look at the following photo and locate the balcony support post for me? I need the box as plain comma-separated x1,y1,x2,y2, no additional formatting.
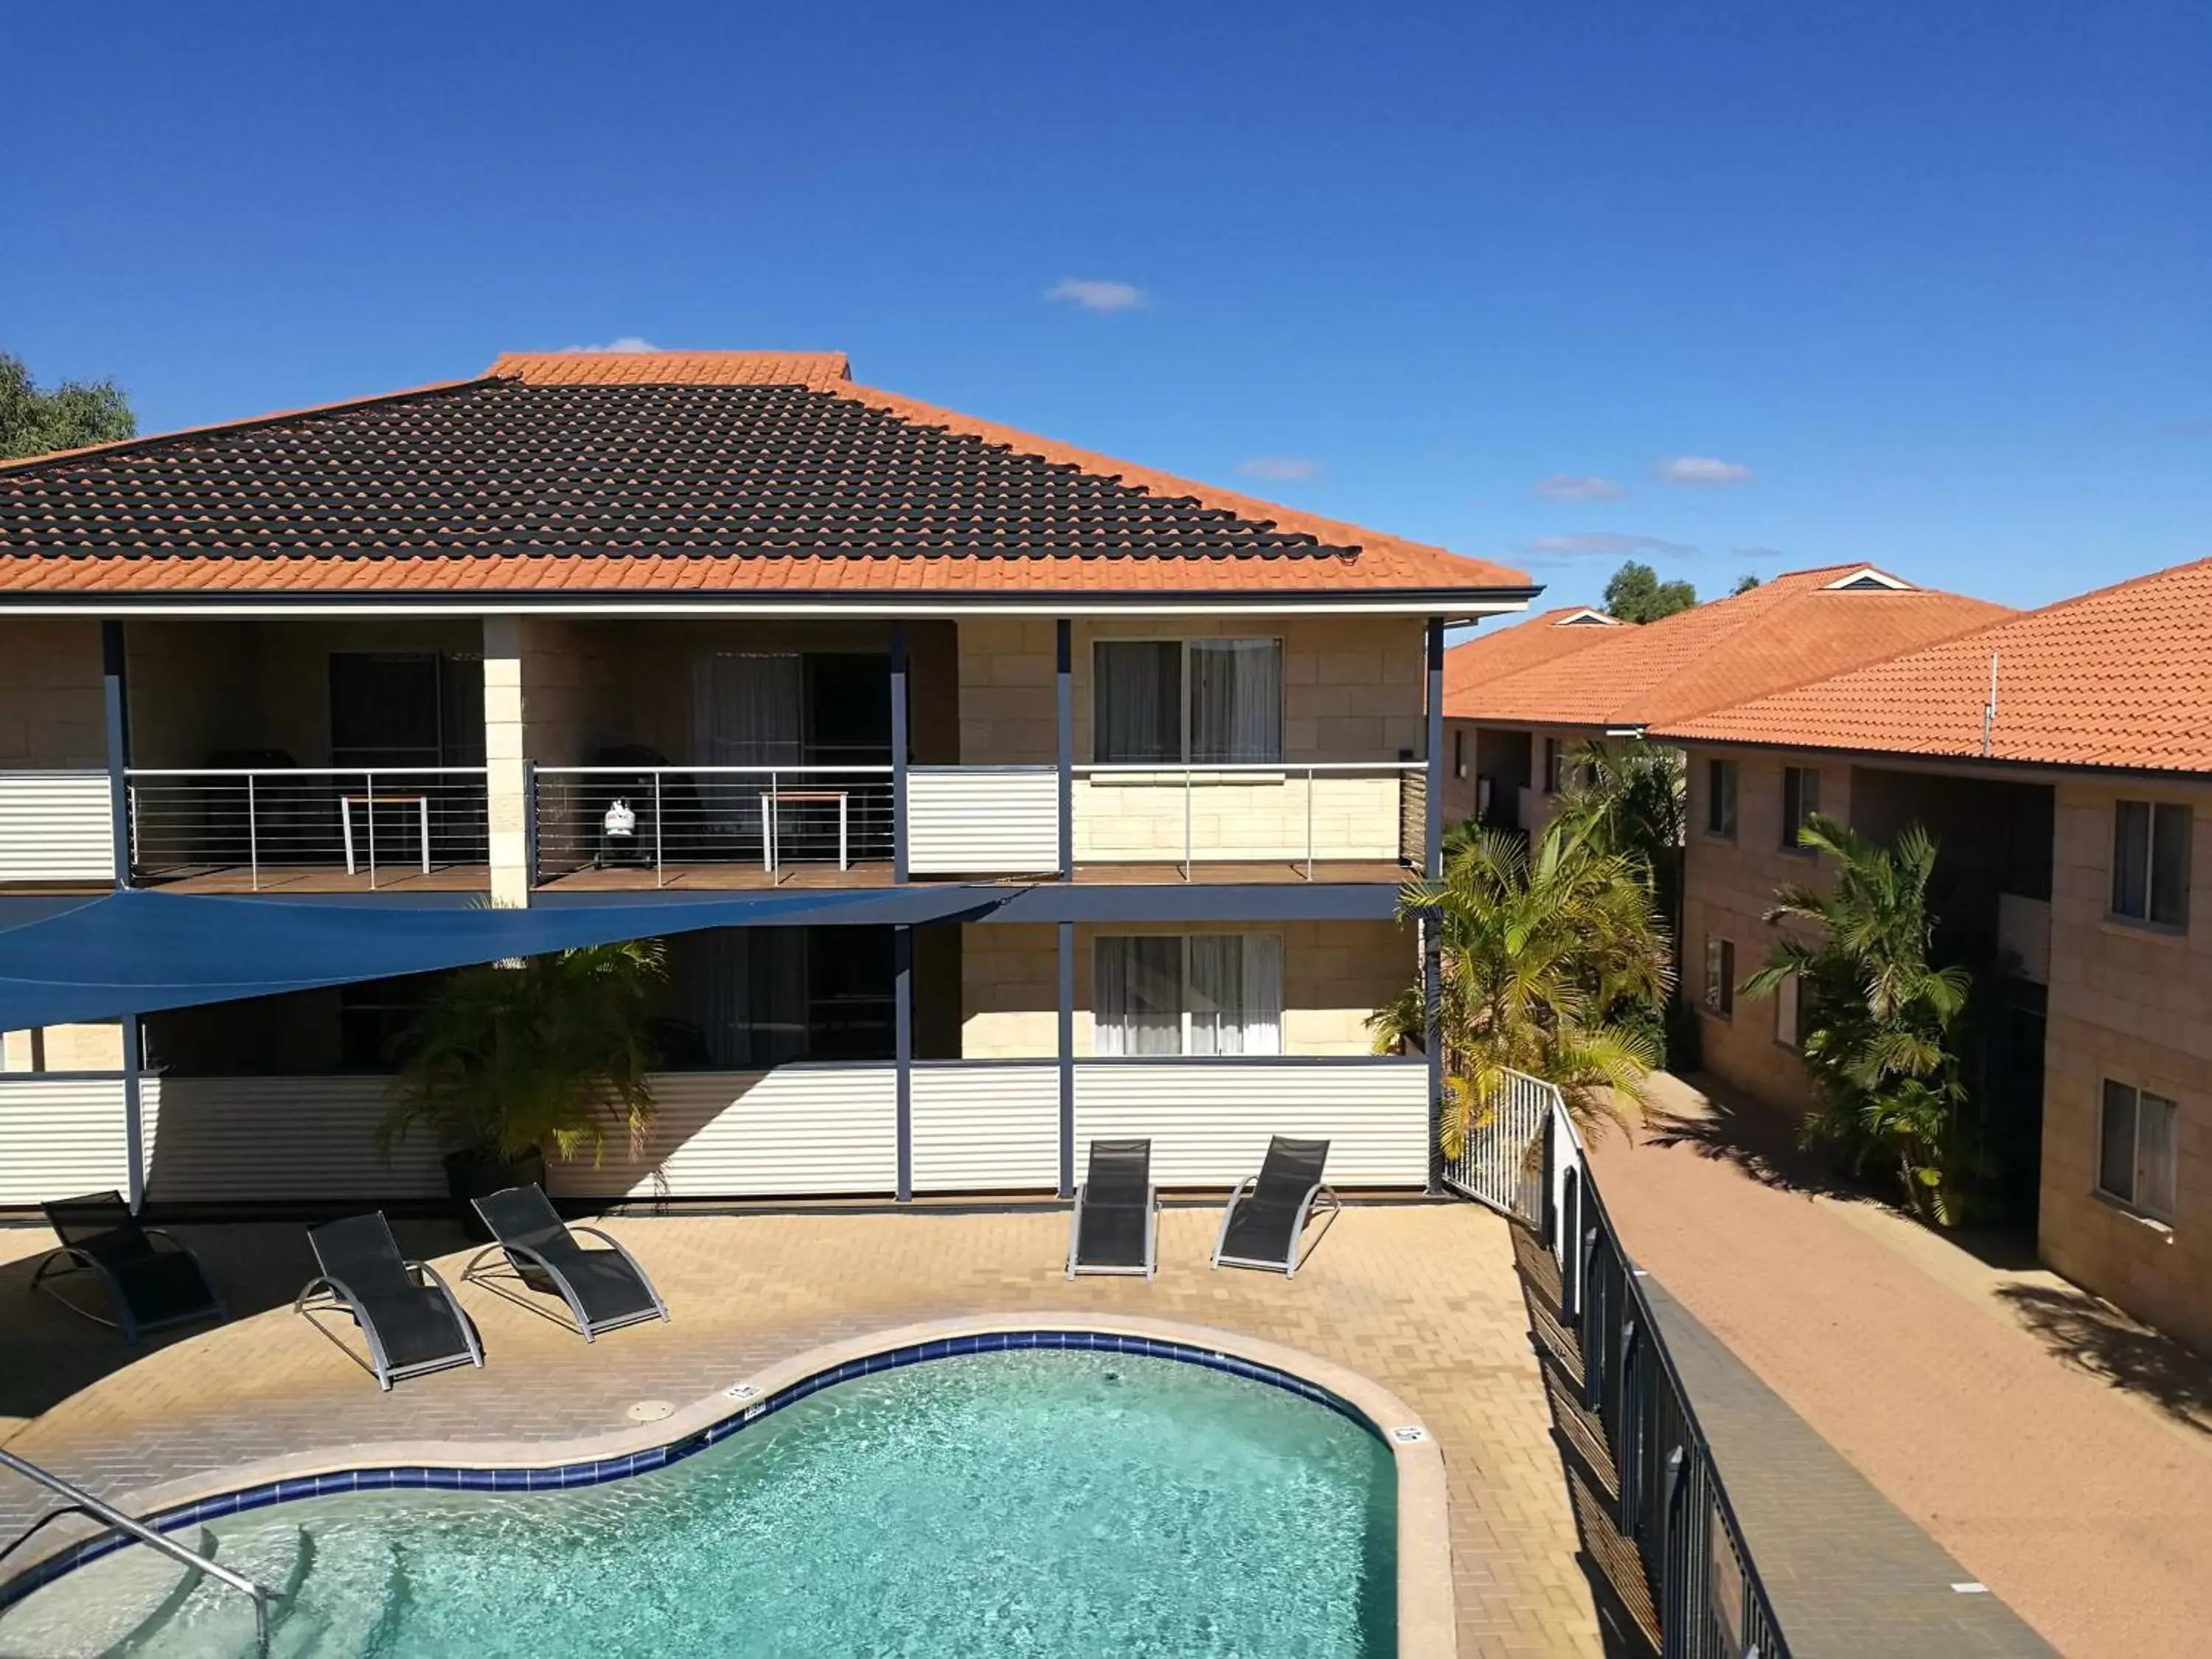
1425,617,1444,881
891,622,909,884
1057,919,1075,1199
101,620,129,889
481,616,532,908
122,1014,146,1212
1424,914,1444,1197
1055,619,1073,881
894,924,914,1203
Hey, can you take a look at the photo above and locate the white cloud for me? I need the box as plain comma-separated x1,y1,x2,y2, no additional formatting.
1732,545,1784,560
561,336,659,353
1239,456,1324,482
1654,454,1752,487
1522,532,1699,563
1532,473,1624,503
1045,278,1146,313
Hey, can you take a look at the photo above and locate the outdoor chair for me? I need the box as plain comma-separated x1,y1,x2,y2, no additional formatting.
1211,1137,1340,1279
1065,1138,1160,1279
30,1192,226,1343
295,1212,483,1391
462,1184,669,1341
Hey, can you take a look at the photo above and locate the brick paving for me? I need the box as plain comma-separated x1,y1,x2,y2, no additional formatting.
1590,1072,2212,1659
0,1203,1606,1657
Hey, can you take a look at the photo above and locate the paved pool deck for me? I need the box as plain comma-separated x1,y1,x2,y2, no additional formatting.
0,1202,1610,1658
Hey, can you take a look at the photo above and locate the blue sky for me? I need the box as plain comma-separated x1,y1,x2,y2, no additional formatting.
6,1,2206,613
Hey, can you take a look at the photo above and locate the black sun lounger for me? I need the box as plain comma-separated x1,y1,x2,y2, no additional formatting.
1065,1138,1160,1280
462,1185,668,1341
296,1212,483,1391
1211,1137,1340,1279
31,1192,226,1343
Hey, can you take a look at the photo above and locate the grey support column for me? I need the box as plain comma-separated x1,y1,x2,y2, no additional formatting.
104,621,147,1209
894,925,914,1202
1425,616,1444,880
1055,619,1074,880
890,621,909,884
1423,918,1444,1197
102,620,129,887
1057,919,1075,1198
122,1014,146,1212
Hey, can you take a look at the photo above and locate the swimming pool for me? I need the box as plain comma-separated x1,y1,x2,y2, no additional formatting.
1,1344,1397,1657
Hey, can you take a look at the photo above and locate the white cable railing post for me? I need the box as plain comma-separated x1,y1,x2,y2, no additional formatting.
653,770,664,888
1305,764,1316,881
365,770,378,891
246,773,259,891
1183,765,1193,882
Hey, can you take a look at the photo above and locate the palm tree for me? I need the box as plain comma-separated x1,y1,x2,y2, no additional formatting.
1742,813,1973,1220
1551,738,1686,883
1372,818,1674,1155
378,939,667,1183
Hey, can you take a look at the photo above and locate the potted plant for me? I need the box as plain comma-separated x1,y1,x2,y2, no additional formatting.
378,939,666,1233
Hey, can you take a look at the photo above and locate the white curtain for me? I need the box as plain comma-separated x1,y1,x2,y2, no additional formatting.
2138,1091,2179,1217
692,653,804,842
1190,640,1282,763
1094,936,1182,1055
1185,933,1282,1056
1094,641,1180,763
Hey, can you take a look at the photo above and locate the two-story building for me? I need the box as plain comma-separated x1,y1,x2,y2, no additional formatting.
1440,564,2011,838
1656,558,2212,1349
0,349,1536,1214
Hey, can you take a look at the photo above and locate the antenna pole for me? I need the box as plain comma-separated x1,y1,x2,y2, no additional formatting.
1980,653,1999,757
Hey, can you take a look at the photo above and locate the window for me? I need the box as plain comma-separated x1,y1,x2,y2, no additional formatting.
1453,728,1467,779
2110,800,2191,929
1544,737,1568,796
1094,934,1282,1056
1781,766,1820,851
2098,1080,2179,1221
1774,970,1800,1048
1703,938,1735,1017
1706,759,1739,839
1093,640,1282,764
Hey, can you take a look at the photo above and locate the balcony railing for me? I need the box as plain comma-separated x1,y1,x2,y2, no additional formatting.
1071,760,1427,878
125,768,490,890
532,765,895,884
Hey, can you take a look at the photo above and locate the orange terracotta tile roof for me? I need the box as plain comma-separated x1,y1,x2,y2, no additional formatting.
1658,557,2212,776
1444,608,1624,708
487,350,853,389
0,351,1532,602
1445,565,2012,729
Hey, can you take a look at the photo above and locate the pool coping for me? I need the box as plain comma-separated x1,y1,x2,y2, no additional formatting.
1,1312,1454,1657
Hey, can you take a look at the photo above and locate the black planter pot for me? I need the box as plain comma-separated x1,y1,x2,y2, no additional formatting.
442,1144,549,1240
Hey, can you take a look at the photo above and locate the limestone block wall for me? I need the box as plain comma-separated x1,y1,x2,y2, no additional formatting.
2037,776,2212,1347
1679,746,1848,1123
959,919,1412,1058
0,619,105,767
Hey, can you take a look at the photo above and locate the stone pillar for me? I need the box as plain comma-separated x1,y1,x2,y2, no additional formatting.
482,616,531,908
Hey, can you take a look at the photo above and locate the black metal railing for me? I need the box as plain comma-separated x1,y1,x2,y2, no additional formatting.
1459,1077,1790,1659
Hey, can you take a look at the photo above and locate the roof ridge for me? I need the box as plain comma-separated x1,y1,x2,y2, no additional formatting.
0,378,498,476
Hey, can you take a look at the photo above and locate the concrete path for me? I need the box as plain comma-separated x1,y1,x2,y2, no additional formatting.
1590,1072,2212,1659
0,1203,1604,1657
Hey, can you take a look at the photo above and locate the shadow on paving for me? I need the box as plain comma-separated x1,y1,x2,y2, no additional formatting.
1508,1222,1660,1659
0,1217,476,1433
1995,1279,2212,1436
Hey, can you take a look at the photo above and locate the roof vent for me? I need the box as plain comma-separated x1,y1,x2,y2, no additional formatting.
1823,567,1913,592
1555,607,1623,627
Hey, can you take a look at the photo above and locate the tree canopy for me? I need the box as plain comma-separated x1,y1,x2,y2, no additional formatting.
1731,573,1761,596
0,354,136,461
1602,560,1697,624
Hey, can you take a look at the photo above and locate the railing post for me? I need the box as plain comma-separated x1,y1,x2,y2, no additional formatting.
1183,766,1193,883
365,770,378,890
246,773,260,892
1304,764,1315,881
1425,617,1444,880
654,771,664,888
522,760,538,890
1056,619,1073,881
890,621,909,884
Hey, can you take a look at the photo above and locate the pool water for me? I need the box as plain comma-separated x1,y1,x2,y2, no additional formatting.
6,1349,1397,1658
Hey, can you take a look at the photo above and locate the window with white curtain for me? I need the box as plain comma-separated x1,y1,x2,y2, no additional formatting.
1093,639,1282,764
1774,970,1801,1048
1094,934,1282,1056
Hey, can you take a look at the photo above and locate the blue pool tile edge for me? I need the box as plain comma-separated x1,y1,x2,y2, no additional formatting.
0,1329,1381,1609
